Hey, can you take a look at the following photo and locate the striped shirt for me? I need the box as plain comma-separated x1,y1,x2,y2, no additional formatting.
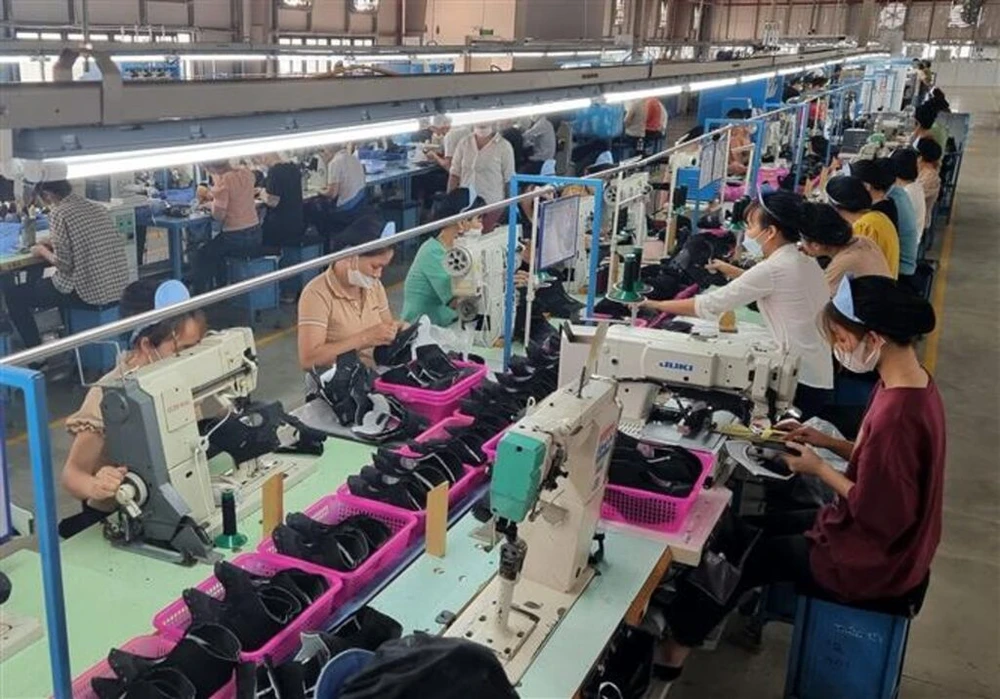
49,193,130,306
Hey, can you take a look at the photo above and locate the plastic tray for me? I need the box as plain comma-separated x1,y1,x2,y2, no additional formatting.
151,553,343,664
71,634,234,699
374,360,488,424
600,448,715,534
481,427,511,463
257,494,419,598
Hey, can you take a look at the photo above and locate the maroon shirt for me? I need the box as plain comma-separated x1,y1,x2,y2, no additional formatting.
807,378,946,601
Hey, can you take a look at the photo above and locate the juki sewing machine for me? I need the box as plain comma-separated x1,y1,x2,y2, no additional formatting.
443,228,511,347
98,328,317,564
445,376,621,681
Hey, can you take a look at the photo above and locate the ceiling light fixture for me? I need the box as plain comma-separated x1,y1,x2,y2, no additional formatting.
447,97,593,126
688,77,738,92
739,71,776,83
603,83,683,103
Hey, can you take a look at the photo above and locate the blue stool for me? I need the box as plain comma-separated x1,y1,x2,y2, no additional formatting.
65,304,121,381
279,242,323,298
784,595,911,699
225,256,279,319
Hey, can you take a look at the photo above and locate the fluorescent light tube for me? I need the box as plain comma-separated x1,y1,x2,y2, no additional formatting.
447,98,592,126
178,54,271,62
55,119,421,179
604,84,683,103
513,52,547,58
546,51,576,57
469,52,511,58
688,77,737,92
739,71,776,83
112,55,170,62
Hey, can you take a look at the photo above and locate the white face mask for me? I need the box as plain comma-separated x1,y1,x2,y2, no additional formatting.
463,227,483,237
474,126,494,139
834,337,882,374
347,268,377,289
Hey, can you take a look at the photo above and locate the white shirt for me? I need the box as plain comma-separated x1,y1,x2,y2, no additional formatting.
523,117,556,162
694,244,834,389
442,126,471,158
326,150,366,207
450,133,515,205
902,180,927,242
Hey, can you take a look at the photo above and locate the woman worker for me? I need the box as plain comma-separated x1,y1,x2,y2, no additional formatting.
60,279,207,536
642,191,833,418
825,175,900,279
401,187,485,326
655,275,945,685
797,201,891,293
297,214,398,370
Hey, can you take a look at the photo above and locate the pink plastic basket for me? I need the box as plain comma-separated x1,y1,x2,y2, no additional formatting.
257,494,419,598
600,448,715,534
71,634,234,699
151,553,343,664
481,428,509,463
374,360,488,424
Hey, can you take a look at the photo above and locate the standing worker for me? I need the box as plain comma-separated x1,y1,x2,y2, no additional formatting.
424,115,470,174
2,163,129,352
449,123,515,229
193,160,262,293
256,152,305,251
522,115,557,175
644,97,668,155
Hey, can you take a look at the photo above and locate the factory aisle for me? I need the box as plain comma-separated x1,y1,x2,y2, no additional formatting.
668,86,1000,699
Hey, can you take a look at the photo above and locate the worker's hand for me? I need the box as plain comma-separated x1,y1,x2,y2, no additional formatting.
705,258,738,279
365,321,399,347
88,465,127,501
782,442,825,477
30,244,54,262
640,298,668,311
775,420,831,450
513,270,530,288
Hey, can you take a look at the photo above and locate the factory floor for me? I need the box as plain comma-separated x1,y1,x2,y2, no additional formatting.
3,88,998,698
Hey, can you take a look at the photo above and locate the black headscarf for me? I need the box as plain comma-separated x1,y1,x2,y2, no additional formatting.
835,275,936,341
826,175,872,212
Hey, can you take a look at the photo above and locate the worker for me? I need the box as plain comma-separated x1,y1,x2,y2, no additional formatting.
644,97,668,155
641,191,834,418
256,152,305,251
912,101,948,150
849,158,899,229
401,187,486,327
656,274,945,687
449,123,515,230
825,175,900,278
1,163,130,352
59,279,207,537
522,115,557,174
725,109,753,176
916,138,943,220
797,201,891,293
424,115,471,174
879,158,919,281
297,214,398,370
889,147,928,245
194,159,262,293
623,100,647,157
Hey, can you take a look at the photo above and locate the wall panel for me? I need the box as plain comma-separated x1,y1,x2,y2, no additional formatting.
147,1,191,27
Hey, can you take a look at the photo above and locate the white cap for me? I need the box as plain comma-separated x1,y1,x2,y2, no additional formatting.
430,115,452,128
22,160,69,185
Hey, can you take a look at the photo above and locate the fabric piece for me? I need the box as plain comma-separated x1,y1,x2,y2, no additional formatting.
401,237,458,327
211,169,259,232
851,211,900,278
48,193,130,305
823,236,892,294
449,133,515,205
693,244,833,389
327,151,367,209
808,378,946,601
298,267,390,367
262,161,305,248
888,185,919,275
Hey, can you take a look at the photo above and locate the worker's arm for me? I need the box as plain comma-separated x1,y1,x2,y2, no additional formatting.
324,158,342,200
448,140,467,194
428,150,453,171
210,181,229,222
501,142,515,191
641,297,697,316
41,213,72,274
62,432,125,504
446,175,460,194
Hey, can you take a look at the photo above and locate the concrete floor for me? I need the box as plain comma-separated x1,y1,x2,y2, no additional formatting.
3,88,998,698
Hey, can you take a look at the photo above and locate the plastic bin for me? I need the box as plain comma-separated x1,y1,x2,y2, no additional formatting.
481,428,511,463
152,553,342,664
257,494,418,598
784,596,911,699
600,448,714,533
71,634,234,699
374,360,488,424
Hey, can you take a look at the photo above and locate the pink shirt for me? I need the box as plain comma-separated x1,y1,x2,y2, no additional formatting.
211,168,259,232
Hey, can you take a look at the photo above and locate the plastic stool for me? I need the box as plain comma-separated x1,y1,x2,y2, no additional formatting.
225,256,279,319
279,242,323,297
784,596,911,699
65,304,121,381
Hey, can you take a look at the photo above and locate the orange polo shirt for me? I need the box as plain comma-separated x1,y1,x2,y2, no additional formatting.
298,266,390,366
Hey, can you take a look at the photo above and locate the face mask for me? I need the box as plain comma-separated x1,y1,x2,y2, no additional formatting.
741,231,765,259
834,337,882,374
347,268,377,289
474,126,493,139
464,227,483,237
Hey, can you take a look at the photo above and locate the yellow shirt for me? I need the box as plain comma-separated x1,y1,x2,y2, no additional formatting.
298,266,390,366
852,211,900,279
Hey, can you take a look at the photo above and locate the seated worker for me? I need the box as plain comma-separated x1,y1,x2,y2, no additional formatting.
798,201,891,293
889,147,927,244
849,158,898,229
916,138,943,218
194,160,262,293
59,279,206,537
319,144,368,250
655,275,944,687
402,188,485,327
522,115,557,175
912,100,948,150
825,175,899,278
725,110,753,176
1,163,130,352
256,152,305,251
297,215,397,371
641,191,834,418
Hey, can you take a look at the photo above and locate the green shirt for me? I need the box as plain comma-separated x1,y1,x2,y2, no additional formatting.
402,236,458,326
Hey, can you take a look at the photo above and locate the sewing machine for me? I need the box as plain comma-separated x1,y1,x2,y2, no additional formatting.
98,328,316,564
445,376,621,681
443,228,510,347
557,324,800,431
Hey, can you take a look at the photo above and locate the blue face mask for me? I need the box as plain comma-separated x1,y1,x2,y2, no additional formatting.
741,232,764,259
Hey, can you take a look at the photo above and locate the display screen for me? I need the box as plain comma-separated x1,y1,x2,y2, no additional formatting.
537,195,581,270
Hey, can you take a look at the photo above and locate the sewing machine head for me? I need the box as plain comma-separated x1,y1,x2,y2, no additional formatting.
443,227,512,346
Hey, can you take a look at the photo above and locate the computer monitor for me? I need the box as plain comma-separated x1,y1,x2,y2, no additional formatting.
536,195,581,270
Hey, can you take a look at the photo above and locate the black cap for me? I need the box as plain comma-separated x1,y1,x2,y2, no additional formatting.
850,158,895,192
844,275,936,339
826,175,872,212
